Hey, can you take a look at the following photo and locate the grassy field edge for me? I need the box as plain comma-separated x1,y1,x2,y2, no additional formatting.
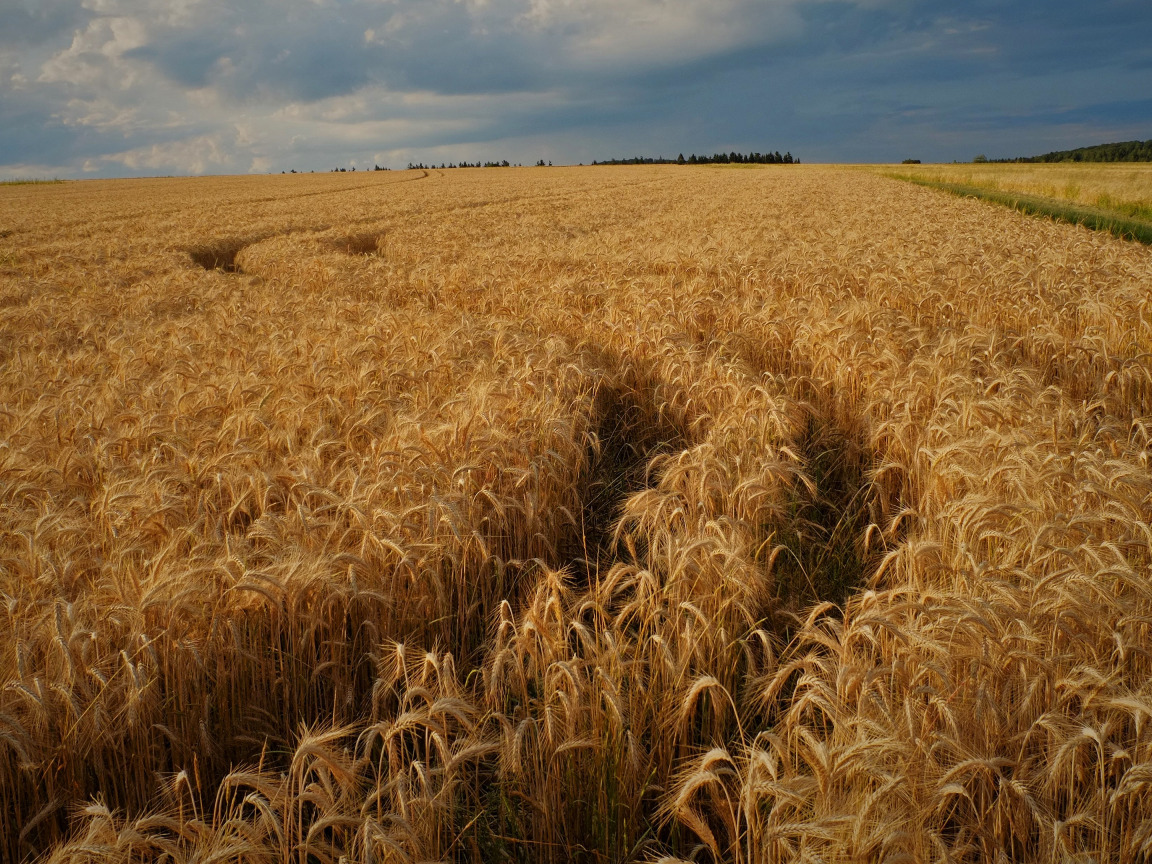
883,172,1152,245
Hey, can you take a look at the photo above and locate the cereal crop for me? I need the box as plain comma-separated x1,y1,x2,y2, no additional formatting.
884,161,1152,221
3,165,1152,863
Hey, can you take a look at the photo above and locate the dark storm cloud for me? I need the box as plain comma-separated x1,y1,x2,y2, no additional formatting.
668,0,1152,161
0,107,82,163
0,0,90,47
966,0,1152,72
0,0,1148,176
127,38,226,90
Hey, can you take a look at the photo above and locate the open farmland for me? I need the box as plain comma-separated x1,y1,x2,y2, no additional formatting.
882,163,1152,237
3,165,1152,862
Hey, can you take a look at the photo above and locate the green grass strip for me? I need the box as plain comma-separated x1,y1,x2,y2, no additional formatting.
883,173,1152,245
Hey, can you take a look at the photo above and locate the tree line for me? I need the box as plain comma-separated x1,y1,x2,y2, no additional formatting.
285,151,803,173
975,139,1152,164
593,151,797,165
1023,140,1152,163
406,161,515,169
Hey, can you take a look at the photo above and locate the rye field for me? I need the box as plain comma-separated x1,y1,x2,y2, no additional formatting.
3,165,1152,862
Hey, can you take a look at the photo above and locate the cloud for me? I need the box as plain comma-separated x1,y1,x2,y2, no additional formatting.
515,0,803,66
1,0,1149,176
98,132,232,173
0,0,90,47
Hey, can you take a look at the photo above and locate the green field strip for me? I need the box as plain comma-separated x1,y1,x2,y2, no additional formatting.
884,173,1152,245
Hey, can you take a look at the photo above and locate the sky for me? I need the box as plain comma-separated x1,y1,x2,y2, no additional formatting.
1,0,1149,177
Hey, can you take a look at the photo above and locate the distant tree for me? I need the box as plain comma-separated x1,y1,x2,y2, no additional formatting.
973,154,989,163
590,149,801,167
901,159,921,164
1020,139,1150,162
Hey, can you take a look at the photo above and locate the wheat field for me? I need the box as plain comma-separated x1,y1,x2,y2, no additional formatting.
3,165,1152,862
883,162,1152,221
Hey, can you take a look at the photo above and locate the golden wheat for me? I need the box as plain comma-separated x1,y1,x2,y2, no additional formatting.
2,165,1152,862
